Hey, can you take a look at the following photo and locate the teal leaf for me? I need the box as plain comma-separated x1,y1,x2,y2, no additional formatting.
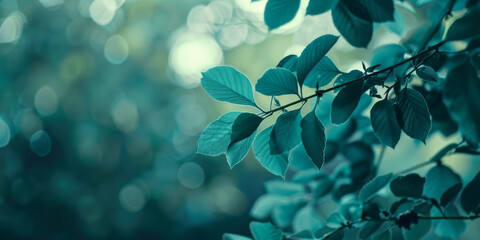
370,99,402,148
333,70,363,92
253,126,289,178
276,54,298,72
461,171,480,213
433,204,466,238
416,66,438,82
312,177,334,199
250,195,287,220
272,198,308,228
445,5,480,41
331,80,364,125
223,233,253,240
198,112,242,156
304,56,342,88
230,113,263,145
359,221,384,239
444,60,480,147
314,92,335,125
370,44,406,74
255,68,299,96
404,218,432,240
264,180,305,196
270,109,302,154
326,212,346,228
201,66,258,107
342,141,374,163
250,221,283,240
390,173,425,198
227,131,257,168
301,111,326,170
332,0,373,48
424,165,462,206
396,88,431,142
359,173,393,202
292,204,325,234
288,143,317,170
264,0,301,30
297,34,339,87
306,0,339,15
358,0,394,22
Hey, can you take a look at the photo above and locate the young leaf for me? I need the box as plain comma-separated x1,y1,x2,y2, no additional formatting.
300,111,326,170
390,174,425,198
306,0,339,15
358,0,394,22
297,34,340,87
331,0,373,48
223,233,253,240
264,0,301,30
370,99,402,148
201,66,258,107
461,171,480,213
396,88,432,142
326,212,346,228
303,56,342,88
250,221,283,240
270,109,302,154
416,66,438,82
255,68,299,96
359,172,393,202
253,126,289,178
424,165,462,206
444,60,480,147
331,80,364,125
276,54,298,72
198,112,242,156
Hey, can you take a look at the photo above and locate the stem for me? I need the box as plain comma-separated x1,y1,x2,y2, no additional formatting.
261,41,446,117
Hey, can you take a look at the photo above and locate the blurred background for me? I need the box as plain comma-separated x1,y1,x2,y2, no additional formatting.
0,0,478,239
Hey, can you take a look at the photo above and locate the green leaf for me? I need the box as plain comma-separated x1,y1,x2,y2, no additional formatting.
276,54,298,72
396,88,432,142
342,141,374,163
370,99,402,148
264,180,305,196
332,0,373,48
201,66,258,107
297,34,339,87
359,173,393,202
370,44,406,74
461,171,480,213
250,221,283,240
270,109,302,154
331,80,364,125
304,56,342,88
306,0,339,15
424,165,461,205
404,218,431,240
223,233,253,240
198,112,241,156
326,212,345,228
433,204,466,238
358,0,394,22
292,204,325,234
288,143,317,170
416,66,437,82
444,60,480,147
312,177,335,199
314,92,335,125
230,113,263,144
301,111,326,170
264,0,301,30
253,126,289,178
359,221,384,239
255,68,299,96
390,173,425,198
250,195,287,220
227,131,257,168
272,197,308,228
445,5,480,41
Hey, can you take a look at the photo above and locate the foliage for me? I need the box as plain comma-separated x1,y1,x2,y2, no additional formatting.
198,0,480,239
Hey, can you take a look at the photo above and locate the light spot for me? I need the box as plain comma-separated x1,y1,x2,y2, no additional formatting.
0,117,11,148
104,34,129,64
177,162,205,189
29,130,52,157
34,86,59,117
0,11,25,44
89,0,125,26
111,95,139,133
38,0,64,8
119,184,146,213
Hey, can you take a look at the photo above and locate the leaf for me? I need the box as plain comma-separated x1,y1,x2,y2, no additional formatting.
461,171,480,213
359,173,393,202
227,131,257,168
223,233,253,240
230,113,263,144
358,0,394,22
297,34,339,87
390,174,425,198
342,141,374,163
424,165,462,205
198,112,241,156
359,221,384,239
270,109,302,154
306,0,339,15
250,221,283,240
404,218,432,240
255,68,299,96
201,66,258,107
304,56,342,88
288,143,317,170
370,99,402,148
445,5,480,41
276,54,298,72
312,177,334,199
396,88,432,142
370,44,406,74
433,204,466,238
314,92,335,125
250,195,287,219
272,197,308,228
292,204,325,233
264,0,301,30
301,111,326,170
331,0,373,48
331,80,364,125
253,126,289,178
444,60,480,147
264,180,305,196
416,66,437,82
326,212,346,228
